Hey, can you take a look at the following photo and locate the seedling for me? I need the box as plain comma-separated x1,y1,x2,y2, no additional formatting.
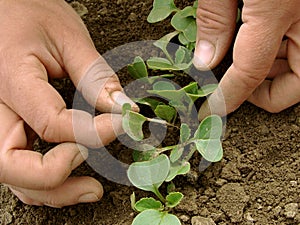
147,0,198,50
123,103,223,225
122,1,226,224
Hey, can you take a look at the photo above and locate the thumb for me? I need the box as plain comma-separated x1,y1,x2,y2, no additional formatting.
76,56,139,113
194,0,238,69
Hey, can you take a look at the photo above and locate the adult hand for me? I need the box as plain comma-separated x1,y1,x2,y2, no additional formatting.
0,0,137,207
194,0,300,119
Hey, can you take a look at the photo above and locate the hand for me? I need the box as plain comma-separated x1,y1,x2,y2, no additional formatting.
194,0,300,119
0,0,137,207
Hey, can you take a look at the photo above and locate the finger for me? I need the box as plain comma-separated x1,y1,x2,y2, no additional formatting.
194,0,238,69
199,6,288,119
1,142,88,189
1,58,123,147
249,21,300,112
247,71,300,113
49,8,138,113
9,188,44,206
8,176,103,208
76,57,139,113
268,59,291,79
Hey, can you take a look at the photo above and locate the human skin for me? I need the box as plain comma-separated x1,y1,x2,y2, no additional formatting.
0,0,137,207
194,0,300,119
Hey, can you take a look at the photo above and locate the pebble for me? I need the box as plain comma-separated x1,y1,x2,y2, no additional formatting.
1,211,13,224
283,203,298,219
179,215,190,222
244,212,255,222
273,206,282,217
117,0,126,4
69,2,88,17
259,124,269,135
215,178,227,187
290,180,298,187
128,13,137,21
191,216,216,225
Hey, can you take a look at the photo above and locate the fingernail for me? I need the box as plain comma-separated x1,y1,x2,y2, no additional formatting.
111,91,139,112
194,40,215,69
72,144,88,170
78,193,100,203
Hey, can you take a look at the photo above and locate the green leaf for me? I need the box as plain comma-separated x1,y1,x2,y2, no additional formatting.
169,146,183,163
194,139,223,162
166,162,190,182
154,105,176,123
193,115,223,162
130,192,137,211
134,97,161,111
186,41,196,50
178,32,189,46
147,57,174,70
148,89,186,103
175,46,186,64
122,103,132,116
147,74,175,84
180,123,190,143
194,115,223,139
127,154,170,192
186,83,218,102
197,84,218,96
167,182,176,194
122,109,147,141
132,210,181,225
147,0,178,23
171,12,196,42
166,192,184,208
132,147,156,162
154,31,179,50
153,31,180,62
147,57,189,70
128,56,148,79
193,0,198,10
153,81,176,91
179,6,196,18
182,82,198,94
134,198,164,212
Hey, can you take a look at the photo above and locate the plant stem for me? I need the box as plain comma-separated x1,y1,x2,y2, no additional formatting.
156,144,179,154
146,118,179,128
153,185,165,203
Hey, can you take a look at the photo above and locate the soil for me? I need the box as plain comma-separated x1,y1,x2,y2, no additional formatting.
0,0,299,225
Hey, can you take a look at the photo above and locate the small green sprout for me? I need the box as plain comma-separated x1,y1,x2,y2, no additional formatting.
147,0,197,49
124,1,229,223
124,104,223,224
127,155,183,225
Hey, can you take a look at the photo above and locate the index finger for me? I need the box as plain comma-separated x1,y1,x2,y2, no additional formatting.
1,57,122,148
199,2,289,118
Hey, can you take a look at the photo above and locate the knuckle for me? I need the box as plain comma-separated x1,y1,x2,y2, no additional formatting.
41,168,67,190
263,100,286,113
196,3,233,35
37,118,56,143
36,108,65,143
232,64,265,91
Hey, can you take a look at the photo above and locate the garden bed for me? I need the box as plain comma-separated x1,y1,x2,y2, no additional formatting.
0,0,299,224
